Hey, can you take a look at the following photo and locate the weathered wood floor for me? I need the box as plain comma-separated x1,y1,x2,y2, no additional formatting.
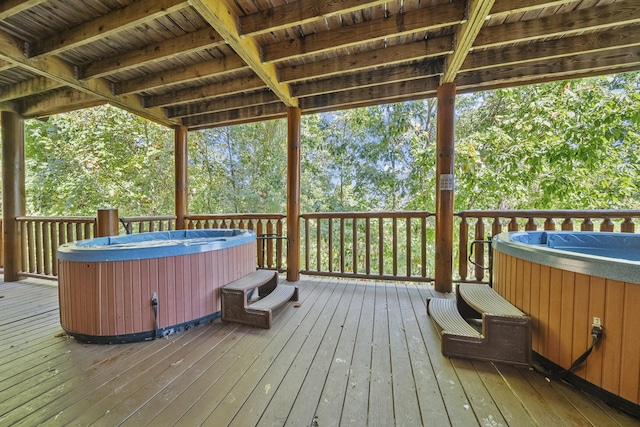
1,276,638,426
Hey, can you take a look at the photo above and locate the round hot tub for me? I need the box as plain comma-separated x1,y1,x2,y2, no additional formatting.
57,229,256,343
492,231,640,414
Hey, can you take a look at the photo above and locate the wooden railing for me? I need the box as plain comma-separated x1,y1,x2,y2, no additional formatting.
456,210,640,283
119,215,176,234
9,209,640,283
185,213,287,271
300,211,435,282
17,216,97,279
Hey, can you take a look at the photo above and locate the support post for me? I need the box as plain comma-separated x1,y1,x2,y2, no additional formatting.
286,107,301,282
2,111,25,282
96,208,119,237
175,125,188,230
434,83,456,293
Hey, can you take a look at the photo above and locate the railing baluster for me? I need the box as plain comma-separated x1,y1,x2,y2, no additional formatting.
508,217,519,231
352,217,358,274
492,217,502,237
475,218,485,281
525,218,537,231
340,218,345,273
600,218,614,232
581,218,593,231
421,217,427,278
458,217,469,281
406,217,411,277
562,218,573,231
328,218,333,272
276,219,284,271
316,218,322,271
35,221,43,274
304,218,310,271
43,222,51,276
544,218,555,231
392,217,398,277
621,218,635,233
27,220,35,273
266,220,274,268
378,218,384,276
365,217,371,275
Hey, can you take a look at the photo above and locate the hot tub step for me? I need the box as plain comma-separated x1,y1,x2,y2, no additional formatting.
427,287,532,367
221,270,299,329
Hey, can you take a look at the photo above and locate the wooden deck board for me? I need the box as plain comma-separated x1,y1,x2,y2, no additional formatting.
0,277,638,427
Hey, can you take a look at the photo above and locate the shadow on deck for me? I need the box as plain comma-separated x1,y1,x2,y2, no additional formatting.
0,276,638,426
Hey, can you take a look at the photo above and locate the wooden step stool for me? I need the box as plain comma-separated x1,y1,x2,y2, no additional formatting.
427,284,532,367
221,270,299,329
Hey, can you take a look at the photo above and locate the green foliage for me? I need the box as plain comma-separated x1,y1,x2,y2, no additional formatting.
24,105,174,216
455,72,640,210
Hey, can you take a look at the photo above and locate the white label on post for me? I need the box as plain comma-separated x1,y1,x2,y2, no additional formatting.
440,174,455,191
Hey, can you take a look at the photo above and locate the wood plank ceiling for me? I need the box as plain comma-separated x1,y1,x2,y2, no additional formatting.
0,0,638,130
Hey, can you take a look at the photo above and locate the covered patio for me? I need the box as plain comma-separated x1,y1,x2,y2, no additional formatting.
2,276,638,426
1,0,640,424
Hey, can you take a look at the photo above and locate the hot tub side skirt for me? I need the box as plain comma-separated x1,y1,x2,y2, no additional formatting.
492,248,640,406
58,241,256,339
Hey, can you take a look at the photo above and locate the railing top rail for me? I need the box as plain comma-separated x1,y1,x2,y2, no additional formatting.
456,210,640,219
301,211,435,219
186,213,286,220
16,216,96,223
120,215,176,221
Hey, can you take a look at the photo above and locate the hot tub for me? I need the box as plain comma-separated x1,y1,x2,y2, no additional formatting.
492,231,640,412
57,229,256,343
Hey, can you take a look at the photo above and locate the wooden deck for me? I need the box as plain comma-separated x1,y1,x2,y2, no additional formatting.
1,276,638,426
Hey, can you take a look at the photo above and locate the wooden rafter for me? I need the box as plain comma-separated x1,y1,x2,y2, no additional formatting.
279,35,453,83
462,26,640,72
190,0,297,107
19,88,103,117
79,28,226,80
0,29,176,126
113,54,248,95
456,46,640,89
475,0,640,49
27,0,190,58
166,90,279,118
0,76,62,102
291,59,444,98
144,74,266,108
0,0,47,20
441,0,495,84
300,76,440,111
184,103,287,129
239,0,389,37
262,0,465,63
490,0,571,17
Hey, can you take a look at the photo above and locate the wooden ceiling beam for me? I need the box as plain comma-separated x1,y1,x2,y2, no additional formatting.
490,0,571,17
291,59,443,98
456,46,640,89
113,54,248,95
441,0,494,84
475,0,640,49
27,0,190,58
79,28,226,80
300,76,440,111
239,0,389,37
184,103,287,130
167,90,279,118
462,26,640,72
0,59,16,72
279,35,453,83
262,0,465,63
18,88,103,118
144,75,266,108
0,76,63,102
0,0,48,20
190,0,297,107
0,29,176,126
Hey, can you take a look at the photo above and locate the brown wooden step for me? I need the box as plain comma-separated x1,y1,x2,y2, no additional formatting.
221,270,298,329
427,286,532,367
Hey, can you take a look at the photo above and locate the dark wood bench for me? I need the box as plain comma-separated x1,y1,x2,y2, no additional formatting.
221,270,299,329
427,284,532,367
